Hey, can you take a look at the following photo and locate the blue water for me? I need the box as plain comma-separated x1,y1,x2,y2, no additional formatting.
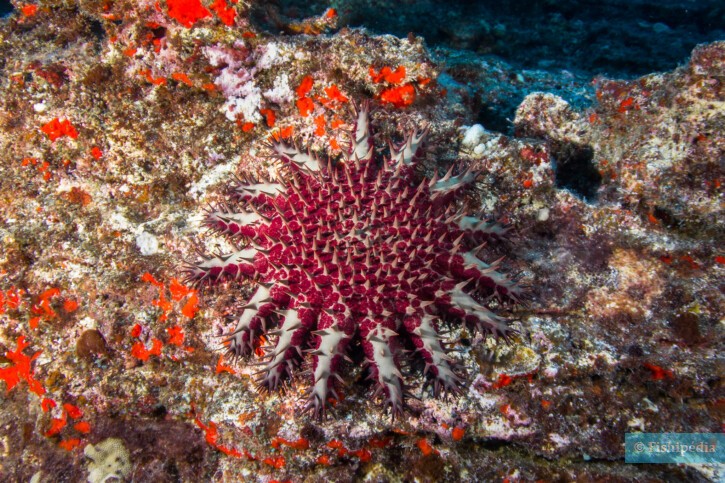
262,0,724,77
0,1,13,18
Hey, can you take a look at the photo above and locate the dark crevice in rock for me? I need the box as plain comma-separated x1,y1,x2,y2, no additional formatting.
550,141,602,202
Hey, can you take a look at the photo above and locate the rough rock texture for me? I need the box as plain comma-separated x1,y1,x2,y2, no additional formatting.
0,1,722,482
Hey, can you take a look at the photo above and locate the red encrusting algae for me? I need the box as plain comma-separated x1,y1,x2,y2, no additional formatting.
0,335,45,396
40,118,78,141
166,0,211,28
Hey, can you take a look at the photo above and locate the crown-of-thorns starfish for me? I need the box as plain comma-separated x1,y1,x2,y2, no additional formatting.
186,104,521,417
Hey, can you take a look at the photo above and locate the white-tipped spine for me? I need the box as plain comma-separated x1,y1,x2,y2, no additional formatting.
260,308,301,389
462,252,521,298
227,284,272,354
390,125,428,168
413,315,459,390
209,210,263,226
366,326,403,411
458,216,508,236
309,325,347,412
449,286,509,336
350,104,372,162
430,166,476,194
234,182,285,198
271,141,321,173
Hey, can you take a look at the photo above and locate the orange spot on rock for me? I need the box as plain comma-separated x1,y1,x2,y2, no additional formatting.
45,411,67,436
209,0,236,26
643,362,674,381
41,398,56,412
379,84,415,108
62,299,79,313
0,336,45,396
296,97,314,117
659,254,673,264
131,339,163,361
138,69,167,86
73,421,91,434
63,403,83,420
142,272,162,286
182,291,199,318
368,436,391,448
21,4,39,16
169,279,191,301
218,445,242,457
215,355,236,374
263,456,285,469
272,437,309,451
296,75,314,98
327,439,348,456
618,97,634,113
194,417,219,445
680,254,701,270
370,66,406,84
314,115,326,136
166,0,211,28
318,84,348,108
41,118,78,141
166,326,184,346
272,126,294,141
259,108,276,127
351,448,372,462
59,438,82,451
451,426,465,441
493,373,513,388
416,438,436,456
171,72,193,86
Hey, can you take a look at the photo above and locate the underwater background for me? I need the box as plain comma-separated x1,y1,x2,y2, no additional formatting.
0,0,722,481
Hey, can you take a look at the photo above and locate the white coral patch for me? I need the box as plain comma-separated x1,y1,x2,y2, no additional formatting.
461,124,486,148
222,82,262,122
263,74,294,104
135,231,159,256
256,42,288,69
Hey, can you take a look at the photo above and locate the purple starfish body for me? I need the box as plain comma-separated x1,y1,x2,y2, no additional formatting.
187,105,520,416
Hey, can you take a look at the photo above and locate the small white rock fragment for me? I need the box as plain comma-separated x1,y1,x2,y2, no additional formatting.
85,438,132,483
461,124,486,148
135,231,159,256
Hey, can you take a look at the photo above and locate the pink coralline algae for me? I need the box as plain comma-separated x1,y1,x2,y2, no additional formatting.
187,105,521,416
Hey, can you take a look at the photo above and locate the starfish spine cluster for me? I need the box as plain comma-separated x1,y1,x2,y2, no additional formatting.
188,104,520,416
